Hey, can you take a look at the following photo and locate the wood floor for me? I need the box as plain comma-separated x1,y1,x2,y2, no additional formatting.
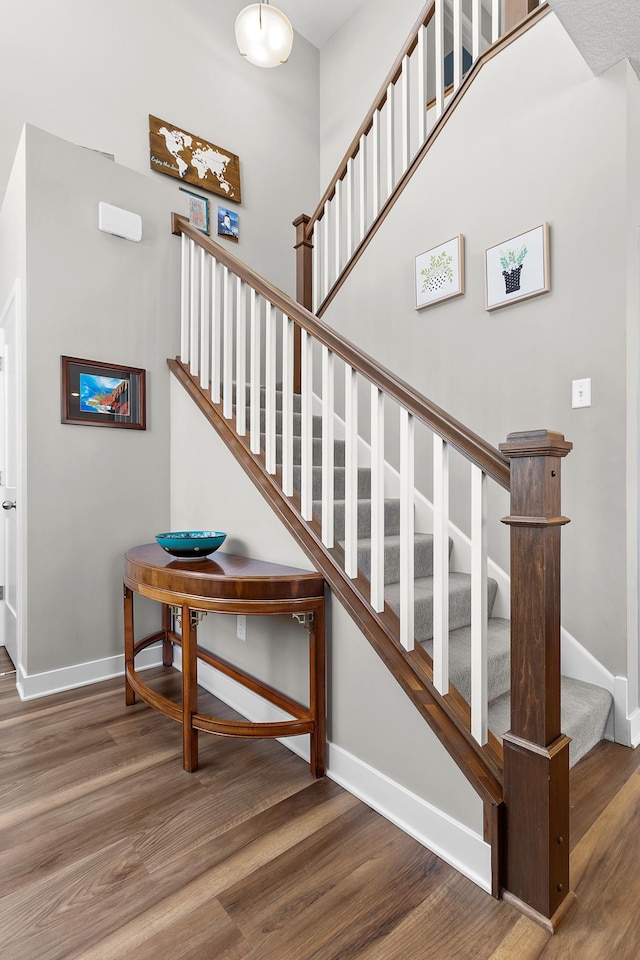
0,665,639,959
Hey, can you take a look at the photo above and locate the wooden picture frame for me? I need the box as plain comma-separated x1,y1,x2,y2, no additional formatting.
415,235,464,310
149,115,242,203
485,222,550,311
179,187,209,234
61,357,146,430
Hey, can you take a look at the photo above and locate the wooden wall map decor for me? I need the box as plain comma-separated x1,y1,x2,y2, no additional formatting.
149,115,242,203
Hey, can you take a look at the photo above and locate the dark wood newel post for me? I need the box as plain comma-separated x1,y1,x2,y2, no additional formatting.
499,429,576,932
293,214,313,394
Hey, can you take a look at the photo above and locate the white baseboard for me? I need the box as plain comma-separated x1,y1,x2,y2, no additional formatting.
178,649,492,894
16,644,163,701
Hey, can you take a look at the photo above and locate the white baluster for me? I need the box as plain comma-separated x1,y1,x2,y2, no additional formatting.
180,233,189,363
417,24,428,146
453,0,462,91
386,82,395,197
492,0,500,43
199,249,210,390
435,0,444,120
346,157,354,260
189,239,199,377
323,201,330,304
358,134,367,243
372,110,381,219
400,409,415,651
433,434,449,694
401,54,410,174
211,257,221,404
334,179,342,282
312,219,320,314
249,288,261,454
344,364,359,578
282,313,294,497
370,385,385,612
321,346,334,547
473,0,481,61
222,266,233,419
265,302,276,475
471,465,488,745
300,328,313,521
235,277,246,436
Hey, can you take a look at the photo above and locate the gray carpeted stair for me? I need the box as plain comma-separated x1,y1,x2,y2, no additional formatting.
250,389,613,768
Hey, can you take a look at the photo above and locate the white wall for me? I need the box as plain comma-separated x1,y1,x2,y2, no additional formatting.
321,13,637,678
0,0,320,296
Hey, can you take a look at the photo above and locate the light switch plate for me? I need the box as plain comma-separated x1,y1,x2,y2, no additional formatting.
572,378,591,409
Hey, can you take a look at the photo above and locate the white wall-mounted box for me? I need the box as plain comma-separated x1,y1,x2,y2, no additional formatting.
98,202,142,242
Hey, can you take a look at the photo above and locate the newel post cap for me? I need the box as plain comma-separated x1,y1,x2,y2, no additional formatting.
499,429,572,460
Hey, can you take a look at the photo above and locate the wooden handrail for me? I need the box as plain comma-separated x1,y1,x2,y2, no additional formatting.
173,214,510,490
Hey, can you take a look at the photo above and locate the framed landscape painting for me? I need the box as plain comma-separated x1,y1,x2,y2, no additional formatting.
61,357,146,430
415,235,464,310
485,223,550,310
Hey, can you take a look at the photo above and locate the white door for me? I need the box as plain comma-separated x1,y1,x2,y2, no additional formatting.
0,289,19,667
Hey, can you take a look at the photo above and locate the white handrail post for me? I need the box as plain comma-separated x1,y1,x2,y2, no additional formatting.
346,157,355,261
400,409,415,651
433,434,450,693
199,249,210,390
321,346,335,547
401,54,410,174
210,256,221,404
281,313,294,497
344,364,359,578
300,328,313,521
417,24,428,146
435,0,444,120
249,288,261,454
471,465,488,745
235,277,246,436
334,180,342,282
473,0,482,61
189,239,199,377
265,302,276,475
386,83,395,198
372,110,381,220
180,233,190,364
222,266,233,419
370,385,385,612
358,134,367,243
453,0,462,92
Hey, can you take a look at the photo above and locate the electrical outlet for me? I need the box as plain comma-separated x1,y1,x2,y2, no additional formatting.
237,615,247,641
571,378,591,409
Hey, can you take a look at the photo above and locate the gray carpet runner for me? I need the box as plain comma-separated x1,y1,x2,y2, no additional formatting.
253,388,613,767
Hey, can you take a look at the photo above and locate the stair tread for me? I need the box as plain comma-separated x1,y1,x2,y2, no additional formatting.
420,618,511,704
488,675,613,768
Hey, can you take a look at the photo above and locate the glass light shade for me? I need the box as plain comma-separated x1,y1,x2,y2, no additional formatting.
235,3,294,68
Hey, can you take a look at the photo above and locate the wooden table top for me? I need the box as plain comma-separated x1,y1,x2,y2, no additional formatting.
124,543,325,603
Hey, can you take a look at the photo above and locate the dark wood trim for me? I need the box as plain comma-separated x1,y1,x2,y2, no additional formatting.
309,4,550,319
168,356,504,809
172,215,510,489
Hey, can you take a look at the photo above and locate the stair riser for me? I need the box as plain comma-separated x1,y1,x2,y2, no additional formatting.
386,575,499,641
315,499,402,540
267,434,346,467
356,537,435,585
257,410,323,438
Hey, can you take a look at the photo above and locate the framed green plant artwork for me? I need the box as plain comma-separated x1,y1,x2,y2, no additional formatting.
485,223,550,310
415,235,464,310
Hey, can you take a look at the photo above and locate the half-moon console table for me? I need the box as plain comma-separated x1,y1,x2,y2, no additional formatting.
123,544,326,777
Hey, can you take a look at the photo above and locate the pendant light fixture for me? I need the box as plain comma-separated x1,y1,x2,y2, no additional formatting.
235,1,294,68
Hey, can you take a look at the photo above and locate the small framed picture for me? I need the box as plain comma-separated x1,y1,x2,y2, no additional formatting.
415,235,464,309
179,187,209,233
217,206,239,243
485,223,550,311
61,357,146,430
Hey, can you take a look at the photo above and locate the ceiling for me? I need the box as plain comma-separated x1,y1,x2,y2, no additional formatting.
548,0,640,77
274,0,365,49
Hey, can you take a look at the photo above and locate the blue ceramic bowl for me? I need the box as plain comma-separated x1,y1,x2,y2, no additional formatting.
155,530,226,560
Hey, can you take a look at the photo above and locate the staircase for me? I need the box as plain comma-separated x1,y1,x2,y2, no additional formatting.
167,0,614,929
268,386,612,770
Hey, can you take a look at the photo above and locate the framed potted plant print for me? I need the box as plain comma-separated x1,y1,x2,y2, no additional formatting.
415,235,464,309
61,357,146,430
485,223,550,310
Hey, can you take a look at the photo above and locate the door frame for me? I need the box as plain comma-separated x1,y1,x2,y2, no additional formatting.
0,280,25,681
